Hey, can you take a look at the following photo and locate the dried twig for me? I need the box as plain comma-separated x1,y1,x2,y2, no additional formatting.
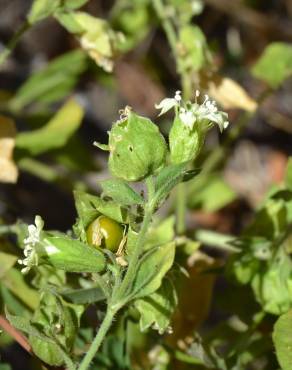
0,315,32,354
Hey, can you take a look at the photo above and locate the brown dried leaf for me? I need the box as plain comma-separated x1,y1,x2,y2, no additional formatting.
0,115,18,183
206,75,258,112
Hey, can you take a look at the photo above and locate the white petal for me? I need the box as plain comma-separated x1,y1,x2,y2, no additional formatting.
35,215,44,231
155,98,178,116
179,110,196,129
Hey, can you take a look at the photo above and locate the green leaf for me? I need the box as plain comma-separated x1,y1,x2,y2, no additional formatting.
5,309,54,343
28,0,60,24
18,157,59,182
107,110,167,181
0,252,17,278
63,0,89,10
135,279,177,334
61,287,106,304
27,0,88,24
55,11,121,72
2,268,39,310
188,175,237,212
144,216,175,250
273,310,292,370
131,242,175,299
16,99,84,155
251,251,292,315
245,198,287,239
252,42,292,88
113,3,150,52
0,364,11,370
28,294,80,366
1,285,31,316
100,179,144,206
178,25,209,73
154,163,198,205
10,50,87,111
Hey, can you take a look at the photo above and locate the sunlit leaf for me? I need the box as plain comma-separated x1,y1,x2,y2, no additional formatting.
56,11,123,72
10,50,87,111
131,242,175,299
0,252,17,278
100,179,144,206
16,99,83,155
252,42,292,88
2,268,39,310
135,279,177,334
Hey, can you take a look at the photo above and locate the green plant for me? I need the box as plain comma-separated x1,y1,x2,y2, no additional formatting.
1,1,292,370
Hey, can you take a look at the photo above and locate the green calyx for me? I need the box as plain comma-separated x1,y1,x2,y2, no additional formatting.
169,115,205,164
19,215,106,274
96,108,167,181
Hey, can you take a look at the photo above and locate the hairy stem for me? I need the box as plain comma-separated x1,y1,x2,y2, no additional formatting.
78,308,116,370
78,178,155,370
115,206,153,301
0,21,30,67
176,183,186,235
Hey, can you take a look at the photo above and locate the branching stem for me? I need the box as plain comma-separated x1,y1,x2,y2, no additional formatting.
0,21,30,67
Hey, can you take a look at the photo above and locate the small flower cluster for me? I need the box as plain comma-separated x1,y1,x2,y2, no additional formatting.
155,90,229,131
18,216,44,274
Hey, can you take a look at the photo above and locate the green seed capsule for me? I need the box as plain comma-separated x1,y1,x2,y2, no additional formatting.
86,216,124,253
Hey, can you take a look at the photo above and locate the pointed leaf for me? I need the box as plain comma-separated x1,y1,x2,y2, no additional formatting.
131,242,175,299
10,50,86,110
135,279,177,334
100,179,144,206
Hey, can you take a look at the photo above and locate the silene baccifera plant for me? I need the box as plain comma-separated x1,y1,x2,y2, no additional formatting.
10,91,229,370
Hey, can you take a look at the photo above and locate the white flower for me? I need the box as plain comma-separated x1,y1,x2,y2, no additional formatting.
155,90,182,116
193,94,229,132
179,109,196,129
155,90,229,132
18,215,44,274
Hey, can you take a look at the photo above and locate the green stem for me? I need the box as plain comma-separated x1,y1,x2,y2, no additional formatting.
152,0,178,57
56,343,77,370
113,177,155,301
176,183,186,235
78,308,116,370
0,21,30,67
78,178,156,370
115,206,153,301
